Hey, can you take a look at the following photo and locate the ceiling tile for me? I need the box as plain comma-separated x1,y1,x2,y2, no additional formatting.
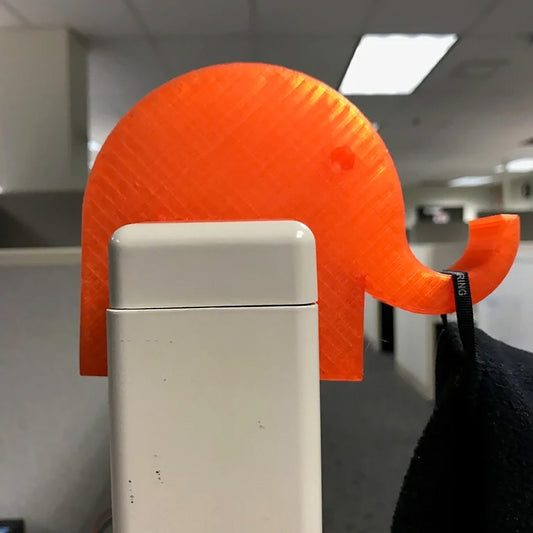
257,35,355,88
346,30,533,185
8,0,140,36
413,34,533,94
372,78,533,184
256,0,374,35
156,35,253,76
366,0,494,34
69,0,531,188
349,95,407,126
473,0,533,35
130,0,249,35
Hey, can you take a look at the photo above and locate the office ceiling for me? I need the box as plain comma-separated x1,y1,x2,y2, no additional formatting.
0,0,532,185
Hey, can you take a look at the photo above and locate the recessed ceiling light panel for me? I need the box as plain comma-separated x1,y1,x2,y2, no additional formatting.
449,176,495,187
505,157,533,173
339,33,458,95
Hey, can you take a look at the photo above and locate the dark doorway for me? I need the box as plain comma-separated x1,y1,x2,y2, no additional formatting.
380,302,395,354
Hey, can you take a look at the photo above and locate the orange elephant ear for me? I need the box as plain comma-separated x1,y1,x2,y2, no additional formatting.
80,63,393,380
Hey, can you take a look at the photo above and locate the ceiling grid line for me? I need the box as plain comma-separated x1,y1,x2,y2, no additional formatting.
461,0,507,36
119,0,169,78
0,0,31,25
343,0,417,138
247,0,260,61
335,0,387,87
0,0,524,186
359,0,386,34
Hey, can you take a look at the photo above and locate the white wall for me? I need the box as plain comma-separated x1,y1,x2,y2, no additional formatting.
68,32,89,190
403,185,501,228
395,240,533,400
394,243,466,401
0,258,110,533
477,242,533,353
364,292,380,350
395,308,437,400
502,172,533,210
0,29,87,193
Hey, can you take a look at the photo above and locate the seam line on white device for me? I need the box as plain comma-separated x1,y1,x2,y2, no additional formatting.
109,303,318,311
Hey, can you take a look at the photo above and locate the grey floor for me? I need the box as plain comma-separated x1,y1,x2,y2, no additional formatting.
320,348,433,533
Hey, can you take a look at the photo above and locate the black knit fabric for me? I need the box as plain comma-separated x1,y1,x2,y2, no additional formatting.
392,324,533,532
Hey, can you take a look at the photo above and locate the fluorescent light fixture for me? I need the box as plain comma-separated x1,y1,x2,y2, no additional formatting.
88,140,102,153
449,175,495,187
505,157,533,173
340,33,458,95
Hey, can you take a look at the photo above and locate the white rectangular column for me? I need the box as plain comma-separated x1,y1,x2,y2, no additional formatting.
107,221,323,532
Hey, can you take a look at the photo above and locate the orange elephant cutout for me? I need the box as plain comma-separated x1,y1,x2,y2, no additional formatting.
80,63,519,380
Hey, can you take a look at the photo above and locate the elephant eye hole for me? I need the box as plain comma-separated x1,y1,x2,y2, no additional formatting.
330,145,355,172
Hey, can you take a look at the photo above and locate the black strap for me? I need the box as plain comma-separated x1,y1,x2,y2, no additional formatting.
441,270,476,357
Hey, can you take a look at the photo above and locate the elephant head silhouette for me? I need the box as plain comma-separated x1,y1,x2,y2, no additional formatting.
80,63,519,380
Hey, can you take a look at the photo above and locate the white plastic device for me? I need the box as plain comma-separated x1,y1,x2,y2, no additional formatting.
107,220,322,532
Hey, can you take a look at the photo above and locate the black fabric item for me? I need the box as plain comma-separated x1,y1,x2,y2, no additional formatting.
442,270,476,357
392,325,533,532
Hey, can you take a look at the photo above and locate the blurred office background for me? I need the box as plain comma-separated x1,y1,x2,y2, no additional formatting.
0,1,532,531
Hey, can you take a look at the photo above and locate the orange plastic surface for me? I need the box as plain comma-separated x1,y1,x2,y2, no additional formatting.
80,63,520,380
